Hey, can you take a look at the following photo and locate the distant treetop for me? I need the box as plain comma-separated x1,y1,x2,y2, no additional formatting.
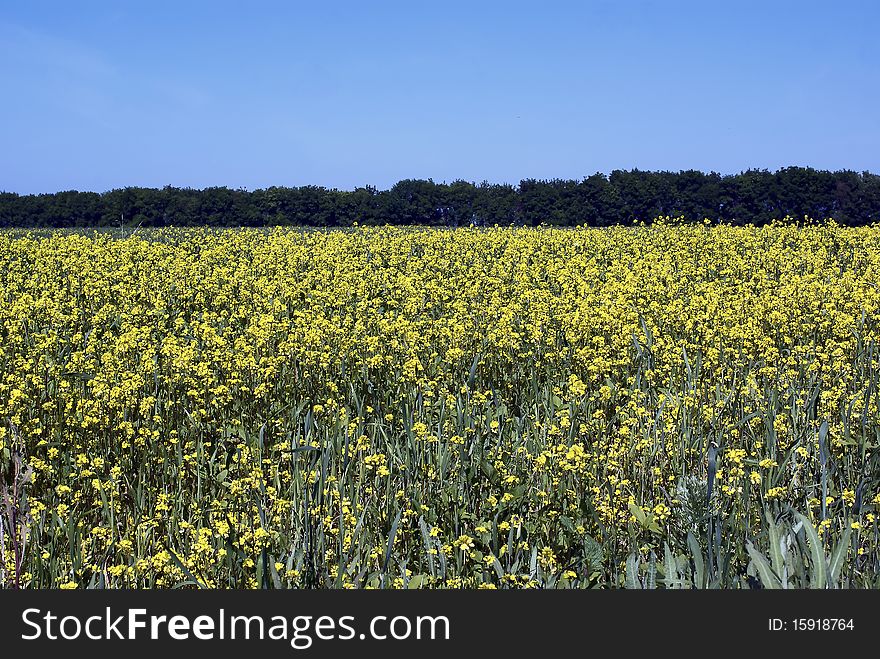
1,167,879,228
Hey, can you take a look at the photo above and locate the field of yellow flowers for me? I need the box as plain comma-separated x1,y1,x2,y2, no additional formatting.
1,221,878,589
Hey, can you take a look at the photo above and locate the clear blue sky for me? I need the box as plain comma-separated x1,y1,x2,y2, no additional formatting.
1,0,877,194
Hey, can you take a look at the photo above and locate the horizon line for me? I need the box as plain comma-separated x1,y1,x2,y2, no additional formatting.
3,166,879,197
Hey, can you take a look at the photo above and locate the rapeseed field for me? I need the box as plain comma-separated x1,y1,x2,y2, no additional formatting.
1,221,877,588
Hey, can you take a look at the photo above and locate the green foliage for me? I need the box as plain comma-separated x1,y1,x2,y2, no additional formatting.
744,509,854,589
2,167,879,228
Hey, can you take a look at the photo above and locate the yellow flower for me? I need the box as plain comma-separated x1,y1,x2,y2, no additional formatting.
453,535,475,553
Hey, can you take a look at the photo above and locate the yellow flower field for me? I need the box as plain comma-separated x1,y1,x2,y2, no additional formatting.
0,221,878,588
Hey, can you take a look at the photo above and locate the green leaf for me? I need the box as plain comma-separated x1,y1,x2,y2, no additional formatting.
646,552,657,590
628,503,646,525
687,531,705,589
381,509,402,587
818,419,828,443
828,522,852,587
480,460,496,479
766,509,785,586
746,540,781,589
662,543,679,588
625,553,641,589
818,420,829,466
467,354,480,389
407,574,428,589
584,535,603,572
792,511,827,589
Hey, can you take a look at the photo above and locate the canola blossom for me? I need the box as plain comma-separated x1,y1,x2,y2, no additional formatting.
0,222,878,588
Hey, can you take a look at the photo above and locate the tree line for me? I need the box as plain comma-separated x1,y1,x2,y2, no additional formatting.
2,167,879,228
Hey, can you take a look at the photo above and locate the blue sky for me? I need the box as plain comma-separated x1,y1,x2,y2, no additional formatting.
1,0,877,194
